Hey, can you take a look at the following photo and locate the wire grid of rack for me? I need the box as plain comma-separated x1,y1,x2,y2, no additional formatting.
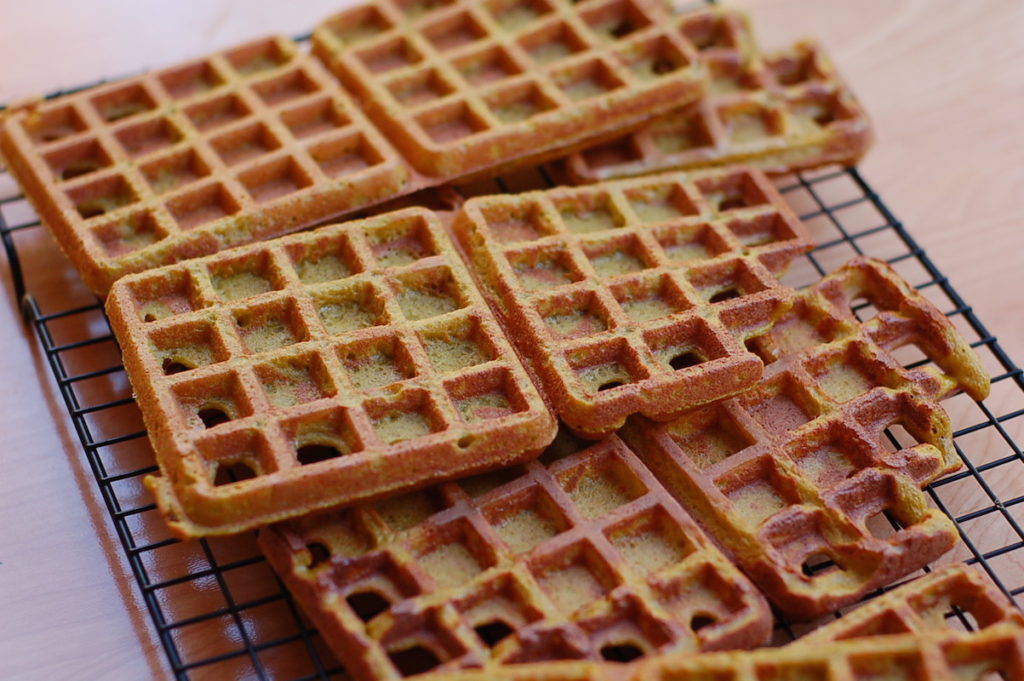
2,18,1023,681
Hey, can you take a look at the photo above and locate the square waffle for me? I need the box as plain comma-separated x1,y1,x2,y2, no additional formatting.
312,0,705,177
1,1,709,296
105,207,556,538
415,625,1024,680
259,430,773,681
452,166,812,438
0,36,409,295
563,9,873,183
622,257,990,616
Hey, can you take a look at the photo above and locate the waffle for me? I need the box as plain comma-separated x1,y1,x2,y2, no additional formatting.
0,36,410,295
622,257,990,617
563,9,872,183
797,565,1024,645
452,166,812,438
105,207,556,537
1,2,709,296
259,430,773,681
312,0,705,178
419,625,1024,680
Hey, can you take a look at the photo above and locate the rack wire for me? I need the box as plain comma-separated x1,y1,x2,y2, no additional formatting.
2,17,1022,681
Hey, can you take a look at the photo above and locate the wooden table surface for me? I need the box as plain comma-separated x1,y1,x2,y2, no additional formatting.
0,1,1021,679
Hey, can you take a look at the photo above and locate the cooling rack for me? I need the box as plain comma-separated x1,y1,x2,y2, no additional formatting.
1,11,1022,681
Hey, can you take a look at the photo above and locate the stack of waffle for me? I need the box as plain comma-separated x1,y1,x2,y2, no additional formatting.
2,1,1015,679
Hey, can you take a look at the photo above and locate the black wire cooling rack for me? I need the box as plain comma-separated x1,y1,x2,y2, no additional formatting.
2,17,1023,681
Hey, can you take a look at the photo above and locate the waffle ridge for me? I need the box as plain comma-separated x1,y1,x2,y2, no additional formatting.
313,0,705,177
105,206,557,537
259,431,773,681
622,257,990,616
1,0,709,296
453,165,813,438
564,8,873,183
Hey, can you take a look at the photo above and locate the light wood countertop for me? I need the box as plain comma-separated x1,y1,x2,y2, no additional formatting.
0,1,1021,679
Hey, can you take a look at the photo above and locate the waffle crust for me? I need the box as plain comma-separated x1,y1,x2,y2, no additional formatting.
1,0,709,295
106,207,556,537
453,165,812,438
259,432,772,681
622,257,990,616
564,8,873,183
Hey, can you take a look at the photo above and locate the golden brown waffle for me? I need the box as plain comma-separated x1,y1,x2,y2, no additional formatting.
259,431,773,681
312,0,705,178
622,257,990,617
797,565,1024,645
1,3,709,296
0,36,410,295
105,207,556,538
563,9,872,183
417,625,1024,680
452,166,812,438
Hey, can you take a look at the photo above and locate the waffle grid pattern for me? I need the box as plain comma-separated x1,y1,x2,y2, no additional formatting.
261,433,771,681
105,207,556,537
313,0,705,177
623,258,990,616
454,166,811,436
565,8,872,182
0,36,409,294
